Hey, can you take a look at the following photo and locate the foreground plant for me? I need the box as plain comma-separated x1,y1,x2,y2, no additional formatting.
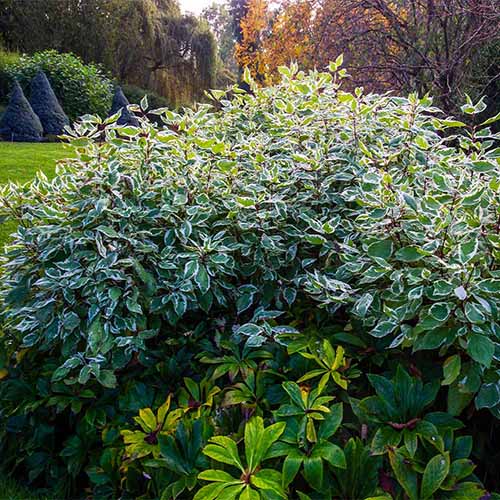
195,416,286,499
0,63,499,497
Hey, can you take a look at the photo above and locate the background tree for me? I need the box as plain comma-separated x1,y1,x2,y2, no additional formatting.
234,0,270,83
259,0,315,82
319,0,500,113
228,0,250,43
202,2,238,86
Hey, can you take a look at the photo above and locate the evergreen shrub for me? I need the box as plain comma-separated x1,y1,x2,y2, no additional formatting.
0,81,43,142
29,70,69,136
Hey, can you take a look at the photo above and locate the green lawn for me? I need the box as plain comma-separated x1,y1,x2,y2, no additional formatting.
0,141,74,184
0,142,75,247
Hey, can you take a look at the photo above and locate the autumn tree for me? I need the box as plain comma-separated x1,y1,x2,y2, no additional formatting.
315,0,500,112
234,0,271,83
234,0,500,113
260,0,315,81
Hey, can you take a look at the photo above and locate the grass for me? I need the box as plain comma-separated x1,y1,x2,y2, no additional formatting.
0,141,74,184
0,142,75,246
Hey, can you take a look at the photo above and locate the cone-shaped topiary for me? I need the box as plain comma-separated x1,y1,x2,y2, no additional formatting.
0,81,43,142
110,87,139,126
29,70,69,136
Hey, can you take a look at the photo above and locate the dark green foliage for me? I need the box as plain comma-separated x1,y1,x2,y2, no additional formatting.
110,87,139,127
6,50,113,120
0,65,499,499
0,81,42,142
29,71,69,136
0,46,19,104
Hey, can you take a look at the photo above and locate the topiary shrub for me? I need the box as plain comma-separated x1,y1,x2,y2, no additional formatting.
0,80,43,142
0,64,499,498
29,70,70,137
109,86,139,126
5,50,113,121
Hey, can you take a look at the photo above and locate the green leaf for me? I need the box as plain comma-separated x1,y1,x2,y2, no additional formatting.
203,437,244,471
467,334,495,367
312,441,346,468
458,240,478,264
441,481,486,499
442,459,475,488
251,469,285,498
477,279,500,293
464,302,486,324
416,420,444,452
421,452,450,499
193,483,229,500
318,403,343,439
97,225,119,238
367,240,393,260
404,429,418,458
282,451,303,487
96,369,117,388
195,265,211,294
475,383,500,409
126,298,142,314
469,160,496,173
395,246,423,262
184,260,199,280
237,293,254,314
216,484,246,500
353,293,373,317
236,323,262,338
442,355,461,386
282,381,306,409
245,417,285,472
402,192,418,211
371,426,402,455
236,197,255,208
240,486,260,500
447,383,474,416
389,449,418,500
303,456,323,490
370,320,398,338
480,110,500,126
305,234,327,245
198,470,238,483
108,287,122,302
138,408,157,432
429,302,451,322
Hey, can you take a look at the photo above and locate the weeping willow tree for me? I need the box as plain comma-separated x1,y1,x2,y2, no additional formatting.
0,0,217,106
121,0,217,105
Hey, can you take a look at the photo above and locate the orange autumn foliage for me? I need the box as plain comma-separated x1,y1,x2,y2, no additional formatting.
234,0,271,83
